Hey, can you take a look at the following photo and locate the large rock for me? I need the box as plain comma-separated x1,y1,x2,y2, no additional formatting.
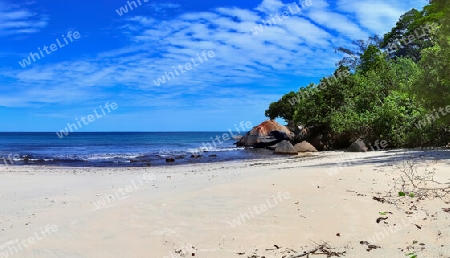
309,134,325,151
287,122,354,150
287,121,308,142
237,120,293,148
269,130,291,141
347,139,368,152
294,124,328,150
274,140,297,155
294,141,318,152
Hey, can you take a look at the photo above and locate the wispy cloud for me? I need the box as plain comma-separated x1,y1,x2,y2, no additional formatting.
255,0,285,13
336,0,427,35
148,3,181,11
147,2,181,16
0,0,427,110
0,1,48,36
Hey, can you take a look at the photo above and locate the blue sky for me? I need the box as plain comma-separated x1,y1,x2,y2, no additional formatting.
0,0,427,132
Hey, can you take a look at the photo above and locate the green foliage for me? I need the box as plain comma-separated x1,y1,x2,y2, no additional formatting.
416,35,450,113
406,252,417,258
412,0,450,109
265,0,449,148
381,8,434,62
335,36,383,71
292,70,350,126
358,45,387,73
264,92,297,121
370,91,425,147
398,192,415,198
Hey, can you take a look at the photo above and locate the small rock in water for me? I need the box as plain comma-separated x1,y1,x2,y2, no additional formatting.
166,158,175,163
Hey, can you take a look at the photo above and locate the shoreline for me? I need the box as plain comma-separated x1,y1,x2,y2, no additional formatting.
0,149,310,168
2,147,449,168
1,150,449,257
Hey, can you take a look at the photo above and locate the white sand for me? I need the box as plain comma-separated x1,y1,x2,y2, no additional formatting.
1,150,449,258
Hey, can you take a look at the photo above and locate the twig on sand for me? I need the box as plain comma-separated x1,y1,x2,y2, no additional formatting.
245,242,346,258
292,242,346,257
385,156,450,210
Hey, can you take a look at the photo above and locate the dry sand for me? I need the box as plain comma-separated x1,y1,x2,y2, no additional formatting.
1,150,450,258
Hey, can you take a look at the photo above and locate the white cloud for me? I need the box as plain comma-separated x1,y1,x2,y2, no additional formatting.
148,3,181,12
307,10,368,39
255,0,285,14
0,1,48,36
216,7,261,22
0,0,428,108
336,0,428,36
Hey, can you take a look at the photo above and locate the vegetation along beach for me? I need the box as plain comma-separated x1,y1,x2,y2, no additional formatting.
0,0,449,257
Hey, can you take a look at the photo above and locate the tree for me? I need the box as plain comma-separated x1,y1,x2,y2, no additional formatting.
264,92,297,121
264,0,448,148
381,9,431,62
415,0,450,113
335,36,383,71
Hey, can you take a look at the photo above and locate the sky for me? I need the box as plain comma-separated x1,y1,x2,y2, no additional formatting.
0,0,428,132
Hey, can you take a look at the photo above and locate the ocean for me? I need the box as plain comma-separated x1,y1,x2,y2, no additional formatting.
0,132,273,167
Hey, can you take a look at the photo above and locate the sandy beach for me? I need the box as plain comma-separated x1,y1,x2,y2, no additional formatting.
1,150,450,258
